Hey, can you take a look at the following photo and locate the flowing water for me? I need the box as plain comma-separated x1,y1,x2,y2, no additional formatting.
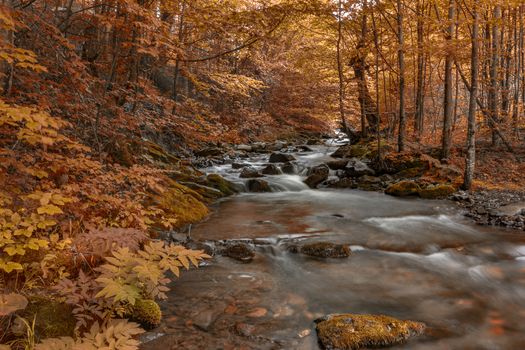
142,140,525,350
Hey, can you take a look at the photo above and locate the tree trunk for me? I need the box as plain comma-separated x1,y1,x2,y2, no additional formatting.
488,5,501,146
397,0,406,152
336,0,349,137
441,0,455,160
463,0,479,191
414,0,425,139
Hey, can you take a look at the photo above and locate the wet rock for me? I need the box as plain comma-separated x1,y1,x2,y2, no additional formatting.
206,174,238,196
195,147,224,157
222,243,255,262
304,164,329,188
251,142,268,153
326,159,349,170
269,152,296,163
281,162,297,174
331,144,369,159
236,144,253,152
261,164,282,175
298,145,314,152
327,178,355,189
345,159,375,177
418,184,456,199
385,180,421,197
315,314,425,350
232,162,249,169
246,179,272,193
268,141,287,151
490,201,525,217
355,175,383,191
240,167,264,178
292,242,351,258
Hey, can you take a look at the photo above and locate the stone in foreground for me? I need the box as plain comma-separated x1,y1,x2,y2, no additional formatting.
315,314,425,349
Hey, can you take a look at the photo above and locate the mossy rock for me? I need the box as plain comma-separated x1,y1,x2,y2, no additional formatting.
299,242,350,258
385,180,421,197
205,174,238,196
332,144,370,159
132,299,162,330
418,184,456,199
315,314,425,349
156,181,209,227
143,140,181,165
21,296,76,340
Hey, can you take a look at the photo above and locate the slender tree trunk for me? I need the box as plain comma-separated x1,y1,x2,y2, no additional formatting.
173,0,187,104
463,0,479,191
336,0,349,136
441,0,455,160
489,5,501,146
397,0,406,152
512,6,521,138
414,0,425,140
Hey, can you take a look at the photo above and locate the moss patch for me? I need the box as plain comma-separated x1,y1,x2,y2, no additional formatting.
385,180,421,197
132,299,162,330
299,242,350,258
418,184,456,199
315,314,425,349
156,181,209,227
206,174,238,196
22,296,76,340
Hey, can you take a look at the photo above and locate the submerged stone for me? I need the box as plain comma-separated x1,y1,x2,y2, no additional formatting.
315,314,425,349
240,167,264,178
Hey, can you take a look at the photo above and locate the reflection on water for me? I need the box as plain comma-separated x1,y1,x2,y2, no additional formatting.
144,142,525,350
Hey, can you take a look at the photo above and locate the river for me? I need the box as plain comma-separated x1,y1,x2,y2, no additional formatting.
142,140,525,350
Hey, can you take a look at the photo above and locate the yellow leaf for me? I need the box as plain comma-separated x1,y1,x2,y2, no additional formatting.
37,204,63,215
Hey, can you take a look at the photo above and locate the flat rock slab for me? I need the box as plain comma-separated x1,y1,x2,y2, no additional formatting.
492,201,525,217
315,314,425,349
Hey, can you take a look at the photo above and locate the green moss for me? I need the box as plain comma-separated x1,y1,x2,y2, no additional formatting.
300,242,350,258
315,314,425,349
156,181,209,226
132,299,162,330
206,174,238,196
143,141,181,165
22,296,76,340
385,180,421,197
418,184,456,199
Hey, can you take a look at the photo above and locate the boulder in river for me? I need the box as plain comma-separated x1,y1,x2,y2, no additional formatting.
326,159,349,170
240,167,264,178
355,175,383,191
315,314,425,350
206,174,238,196
345,158,375,177
232,162,249,169
269,152,296,163
222,243,255,263
261,164,282,175
291,242,350,258
281,162,297,174
304,164,329,188
246,179,272,193
385,180,421,197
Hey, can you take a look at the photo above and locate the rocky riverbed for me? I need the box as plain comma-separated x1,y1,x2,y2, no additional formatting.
140,136,525,350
